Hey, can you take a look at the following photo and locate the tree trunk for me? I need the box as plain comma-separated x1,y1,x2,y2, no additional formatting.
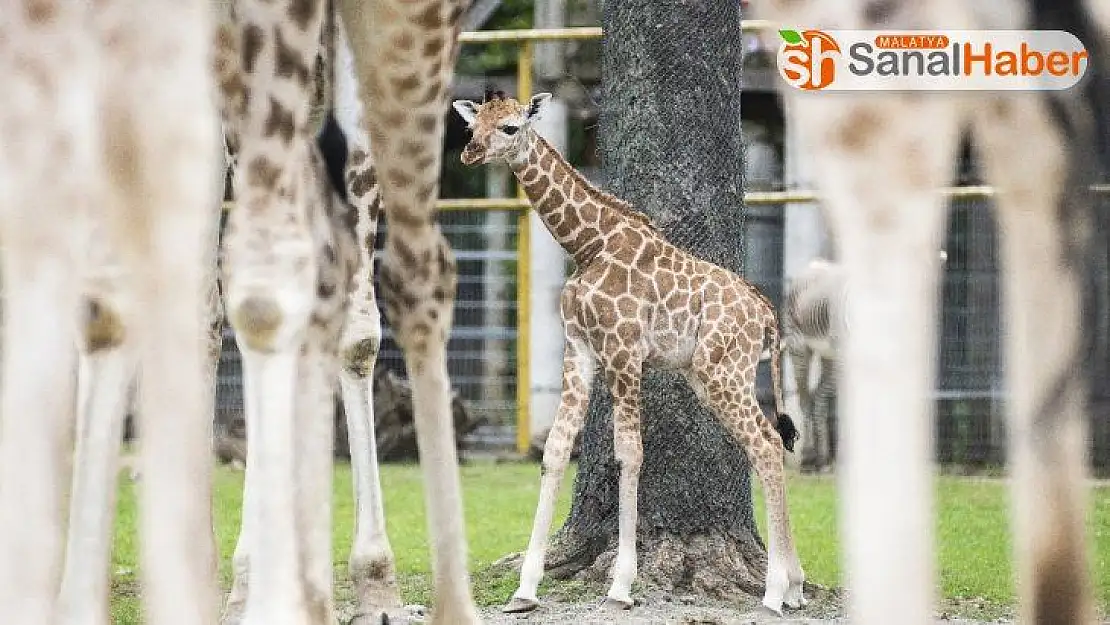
544,0,770,599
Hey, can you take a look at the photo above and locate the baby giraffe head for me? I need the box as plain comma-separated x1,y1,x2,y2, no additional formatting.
452,90,552,166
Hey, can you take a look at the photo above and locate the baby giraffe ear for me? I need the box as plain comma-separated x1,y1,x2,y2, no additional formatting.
525,93,553,121
452,100,479,125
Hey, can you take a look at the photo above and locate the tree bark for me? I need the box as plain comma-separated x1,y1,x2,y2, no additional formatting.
544,0,771,599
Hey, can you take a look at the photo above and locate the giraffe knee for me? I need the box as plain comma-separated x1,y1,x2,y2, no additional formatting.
613,431,643,470
230,296,284,352
342,337,381,378
540,435,573,475
83,297,127,353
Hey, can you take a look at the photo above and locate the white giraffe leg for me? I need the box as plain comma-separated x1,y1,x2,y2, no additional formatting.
802,93,959,625
757,2,968,623
237,348,310,623
224,337,263,624
295,339,340,623
101,3,223,622
0,215,83,625
780,85,960,625
332,18,404,613
973,92,1096,625
0,171,84,625
340,347,404,613
0,5,91,623
57,89,228,625
57,324,135,625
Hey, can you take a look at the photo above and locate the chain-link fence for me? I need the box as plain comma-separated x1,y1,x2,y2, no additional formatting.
213,208,522,451
211,192,1110,471
376,210,522,449
754,189,1110,474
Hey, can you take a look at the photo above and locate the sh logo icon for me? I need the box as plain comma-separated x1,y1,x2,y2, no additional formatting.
777,29,841,91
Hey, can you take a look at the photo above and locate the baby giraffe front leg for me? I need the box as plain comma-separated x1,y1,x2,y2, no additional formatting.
504,334,596,613
601,358,644,611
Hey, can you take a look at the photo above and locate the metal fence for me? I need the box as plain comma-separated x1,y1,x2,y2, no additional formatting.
214,187,1110,471
212,209,524,450
376,210,522,449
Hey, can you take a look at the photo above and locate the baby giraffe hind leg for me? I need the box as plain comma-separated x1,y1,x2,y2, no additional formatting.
690,338,804,616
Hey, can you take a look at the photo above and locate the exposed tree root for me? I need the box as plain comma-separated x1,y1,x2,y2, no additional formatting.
543,529,770,601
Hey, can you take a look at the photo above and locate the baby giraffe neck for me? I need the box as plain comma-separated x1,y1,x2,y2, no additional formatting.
509,131,624,264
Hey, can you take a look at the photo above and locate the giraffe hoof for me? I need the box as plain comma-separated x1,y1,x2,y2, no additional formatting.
758,603,784,618
598,597,633,612
502,596,540,613
785,587,807,609
348,605,426,625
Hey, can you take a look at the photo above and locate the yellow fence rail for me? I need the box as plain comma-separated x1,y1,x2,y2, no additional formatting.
220,21,1110,456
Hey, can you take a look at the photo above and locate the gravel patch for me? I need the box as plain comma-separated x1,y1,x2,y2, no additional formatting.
475,589,1013,625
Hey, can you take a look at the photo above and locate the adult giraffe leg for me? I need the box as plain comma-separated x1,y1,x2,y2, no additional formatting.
336,0,479,622
223,333,265,624
339,291,404,615
295,335,342,624
0,5,95,622
801,93,956,625
57,293,136,625
335,52,404,609
600,357,644,610
0,15,87,618
377,230,477,624
98,2,223,621
973,90,1097,625
755,0,969,618
505,334,596,613
57,109,227,625
333,86,407,625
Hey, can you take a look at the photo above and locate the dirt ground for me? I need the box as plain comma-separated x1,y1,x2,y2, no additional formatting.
335,581,1110,625
473,588,1009,625
338,581,1110,625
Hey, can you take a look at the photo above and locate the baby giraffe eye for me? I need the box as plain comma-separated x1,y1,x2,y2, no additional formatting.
500,125,520,136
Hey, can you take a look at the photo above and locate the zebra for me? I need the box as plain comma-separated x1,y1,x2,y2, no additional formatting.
781,251,947,472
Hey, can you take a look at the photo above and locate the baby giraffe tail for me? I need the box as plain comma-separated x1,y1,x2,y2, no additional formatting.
766,316,798,453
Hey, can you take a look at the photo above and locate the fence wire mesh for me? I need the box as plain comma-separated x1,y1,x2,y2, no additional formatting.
375,210,521,450
754,190,1110,474
213,209,522,451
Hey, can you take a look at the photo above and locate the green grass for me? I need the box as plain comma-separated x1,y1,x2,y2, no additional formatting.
110,463,1110,622
751,474,1110,617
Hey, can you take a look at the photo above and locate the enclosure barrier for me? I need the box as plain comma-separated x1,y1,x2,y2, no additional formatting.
218,23,1110,457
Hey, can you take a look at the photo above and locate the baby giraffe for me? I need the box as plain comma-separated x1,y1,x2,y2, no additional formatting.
453,91,804,615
